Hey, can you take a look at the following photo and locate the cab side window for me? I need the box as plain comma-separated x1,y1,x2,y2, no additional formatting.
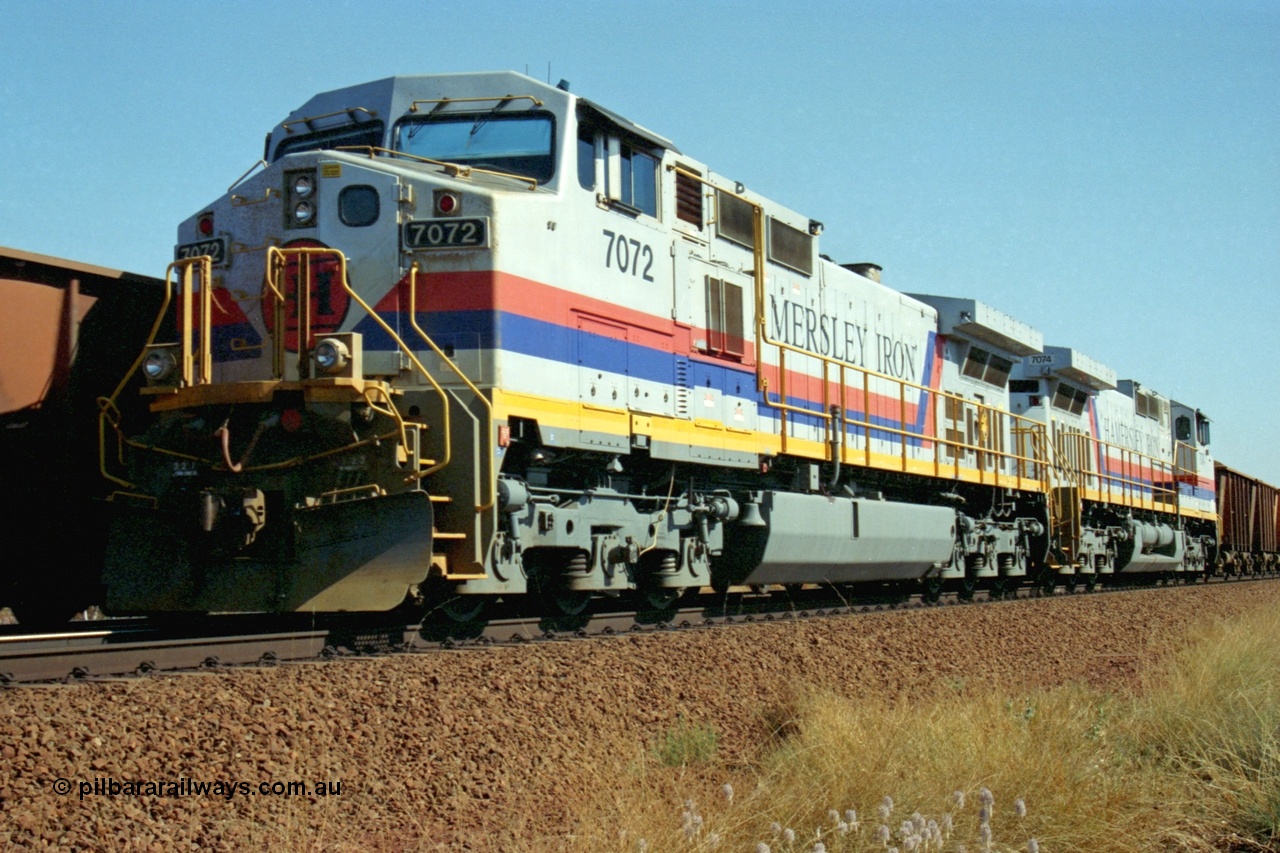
620,145,657,216
579,122,660,218
578,128,596,190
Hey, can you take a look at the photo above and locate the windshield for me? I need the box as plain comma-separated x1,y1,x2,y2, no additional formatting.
395,112,555,182
273,122,385,161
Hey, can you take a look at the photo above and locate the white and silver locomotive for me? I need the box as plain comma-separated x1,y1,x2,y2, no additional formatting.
99,71,1218,616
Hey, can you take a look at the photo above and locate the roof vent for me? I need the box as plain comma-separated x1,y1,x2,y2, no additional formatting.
843,262,882,283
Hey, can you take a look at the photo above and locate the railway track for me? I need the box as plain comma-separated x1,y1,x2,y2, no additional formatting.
1,573,1274,685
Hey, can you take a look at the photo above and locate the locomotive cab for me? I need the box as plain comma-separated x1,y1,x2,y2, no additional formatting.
103,72,587,613
1172,404,1213,516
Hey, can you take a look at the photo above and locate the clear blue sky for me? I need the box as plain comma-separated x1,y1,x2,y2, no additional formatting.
3,0,1278,483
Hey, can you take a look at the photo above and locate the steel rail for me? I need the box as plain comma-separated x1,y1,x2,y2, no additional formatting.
1,573,1274,685
0,627,330,685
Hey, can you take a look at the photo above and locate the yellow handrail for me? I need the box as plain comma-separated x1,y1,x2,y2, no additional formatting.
98,250,478,487
408,95,543,112
178,259,214,387
263,250,287,377
97,257,205,488
227,159,267,192
282,106,378,134
408,263,495,512
230,187,280,207
1047,425,1180,512
264,246,455,481
335,146,539,191
665,162,1054,489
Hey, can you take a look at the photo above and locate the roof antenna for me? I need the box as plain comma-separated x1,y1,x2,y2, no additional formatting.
547,61,551,83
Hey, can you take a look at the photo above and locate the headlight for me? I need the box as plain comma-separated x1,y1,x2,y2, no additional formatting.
143,348,177,382
285,168,319,230
314,337,349,374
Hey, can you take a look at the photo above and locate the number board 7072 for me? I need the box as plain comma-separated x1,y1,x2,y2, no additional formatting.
402,218,490,250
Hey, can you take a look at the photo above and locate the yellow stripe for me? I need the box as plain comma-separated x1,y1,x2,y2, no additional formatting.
493,389,1046,492
493,390,1220,525
1076,487,1218,522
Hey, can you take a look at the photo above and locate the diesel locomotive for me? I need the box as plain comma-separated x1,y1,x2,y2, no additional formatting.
93,71,1243,619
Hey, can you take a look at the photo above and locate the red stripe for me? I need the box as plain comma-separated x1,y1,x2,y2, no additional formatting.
371,269,758,362
370,269,943,420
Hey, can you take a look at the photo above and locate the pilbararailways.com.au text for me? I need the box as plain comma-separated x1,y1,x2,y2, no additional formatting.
52,777,342,801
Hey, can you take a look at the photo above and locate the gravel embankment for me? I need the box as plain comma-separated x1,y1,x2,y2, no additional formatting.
2,581,1276,851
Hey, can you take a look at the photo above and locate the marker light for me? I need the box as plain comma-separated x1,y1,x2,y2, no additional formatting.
197,213,215,236
281,408,304,432
435,191,460,215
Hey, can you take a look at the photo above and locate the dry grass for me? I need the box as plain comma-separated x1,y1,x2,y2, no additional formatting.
1126,605,1280,850
552,604,1280,853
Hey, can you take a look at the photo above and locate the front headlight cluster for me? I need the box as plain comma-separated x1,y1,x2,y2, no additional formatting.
285,168,318,229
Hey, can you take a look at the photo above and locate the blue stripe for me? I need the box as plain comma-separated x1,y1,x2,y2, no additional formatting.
357,309,938,445
201,323,261,363
1180,483,1216,501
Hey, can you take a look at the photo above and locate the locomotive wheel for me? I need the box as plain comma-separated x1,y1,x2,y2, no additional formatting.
526,549,594,617
953,544,976,602
418,577,487,636
1083,572,1098,592
637,585,681,612
545,587,592,617
921,575,943,604
529,572,592,617
438,594,486,623
636,551,683,613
